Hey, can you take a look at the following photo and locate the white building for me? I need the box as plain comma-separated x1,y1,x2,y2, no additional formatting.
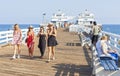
77,10,95,26
51,10,73,28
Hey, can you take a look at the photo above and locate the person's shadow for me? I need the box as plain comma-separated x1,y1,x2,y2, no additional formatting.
0,54,41,61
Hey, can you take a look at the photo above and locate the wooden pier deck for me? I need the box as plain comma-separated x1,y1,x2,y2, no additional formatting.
0,28,92,76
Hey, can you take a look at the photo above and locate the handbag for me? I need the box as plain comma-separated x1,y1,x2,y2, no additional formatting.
25,38,28,43
56,39,58,45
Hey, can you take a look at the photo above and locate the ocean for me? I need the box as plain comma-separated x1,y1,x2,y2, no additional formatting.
102,24,120,35
0,24,120,35
0,24,40,31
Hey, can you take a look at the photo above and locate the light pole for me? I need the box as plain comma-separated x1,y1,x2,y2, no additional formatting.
42,13,46,24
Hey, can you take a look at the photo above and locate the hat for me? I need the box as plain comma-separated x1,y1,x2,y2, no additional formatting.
47,22,54,27
28,25,33,29
48,22,53,25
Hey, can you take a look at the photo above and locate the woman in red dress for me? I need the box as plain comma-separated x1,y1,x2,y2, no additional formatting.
27,26,35,58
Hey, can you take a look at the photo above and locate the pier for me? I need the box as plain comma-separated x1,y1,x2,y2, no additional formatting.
0,28,92,76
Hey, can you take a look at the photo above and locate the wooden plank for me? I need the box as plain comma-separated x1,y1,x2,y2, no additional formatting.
0,28,92,76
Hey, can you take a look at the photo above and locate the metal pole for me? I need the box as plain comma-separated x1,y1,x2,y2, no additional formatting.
43,13,46,24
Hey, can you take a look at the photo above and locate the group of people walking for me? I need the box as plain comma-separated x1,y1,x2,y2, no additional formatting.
11,24,58,62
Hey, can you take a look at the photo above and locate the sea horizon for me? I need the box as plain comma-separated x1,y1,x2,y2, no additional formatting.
0,24,40,32
0,24,120,35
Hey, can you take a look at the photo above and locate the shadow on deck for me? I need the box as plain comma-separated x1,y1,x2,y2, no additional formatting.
0,28,93,76
53,63,92,76
82,45,92,66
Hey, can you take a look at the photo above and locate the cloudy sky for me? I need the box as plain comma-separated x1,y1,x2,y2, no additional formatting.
0,0,120,24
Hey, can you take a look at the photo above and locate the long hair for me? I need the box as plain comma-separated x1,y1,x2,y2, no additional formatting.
47,24,53,32
28,28,31,32
27,26,33,36
28,26,33,32
40,26,44,33
14,24,19,31
101,36,107,40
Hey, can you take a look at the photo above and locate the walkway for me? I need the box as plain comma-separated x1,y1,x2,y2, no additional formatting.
0,28,92,76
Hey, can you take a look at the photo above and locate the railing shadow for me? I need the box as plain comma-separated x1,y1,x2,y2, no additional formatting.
66,42,81,46
52,63,92,76
53,44,92,76
0,54,12,58
82,45,92,66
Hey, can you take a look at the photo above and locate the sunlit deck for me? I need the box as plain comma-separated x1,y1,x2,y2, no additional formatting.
0,28,92,76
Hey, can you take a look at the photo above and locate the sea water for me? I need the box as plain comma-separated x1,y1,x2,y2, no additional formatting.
102,24,120,35
0,24,40,31
0,24,120,35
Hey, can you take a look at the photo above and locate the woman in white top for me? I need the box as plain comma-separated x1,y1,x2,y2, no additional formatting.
101,36,116,55
100,36,119,61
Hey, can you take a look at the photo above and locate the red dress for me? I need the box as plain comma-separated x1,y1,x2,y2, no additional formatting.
27,35,34,49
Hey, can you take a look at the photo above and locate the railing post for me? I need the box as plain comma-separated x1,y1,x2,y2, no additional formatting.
6,32,9,44
108,40,111,44
114,38,117,47
108,36,111,44
0,34,1,45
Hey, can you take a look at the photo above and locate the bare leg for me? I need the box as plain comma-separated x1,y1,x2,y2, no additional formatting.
17,44,21,58
52,46,55,60
13,45,17,59
28,48,31,57
31,44,34,57
48,47,52,61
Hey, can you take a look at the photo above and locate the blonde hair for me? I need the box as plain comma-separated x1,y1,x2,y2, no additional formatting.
47,24,53,28
101,35,108,40
14,24,19,30
47,24,54,31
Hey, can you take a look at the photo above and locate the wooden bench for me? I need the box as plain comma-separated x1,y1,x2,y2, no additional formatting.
92,46,120,76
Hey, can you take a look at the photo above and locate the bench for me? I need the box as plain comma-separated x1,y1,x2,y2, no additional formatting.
92,46,120,76
78,32,91,46
100,56,118,71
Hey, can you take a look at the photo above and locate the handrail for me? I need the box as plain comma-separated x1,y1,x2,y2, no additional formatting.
0,28,40,46
69,25,120,54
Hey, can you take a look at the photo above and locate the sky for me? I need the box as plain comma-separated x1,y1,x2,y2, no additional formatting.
0,0,120,24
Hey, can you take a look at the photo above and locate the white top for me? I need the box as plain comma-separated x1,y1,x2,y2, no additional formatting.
96,40,103,56
101,40,109,55
92,26,100,35
96,40,115,59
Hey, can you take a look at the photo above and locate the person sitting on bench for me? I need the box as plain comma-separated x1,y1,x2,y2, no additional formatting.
96,36,118,60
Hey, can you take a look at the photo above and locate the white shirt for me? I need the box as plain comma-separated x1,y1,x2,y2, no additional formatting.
96,40,103,56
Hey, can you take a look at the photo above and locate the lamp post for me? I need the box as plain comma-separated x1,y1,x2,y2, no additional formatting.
42,13,46,24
